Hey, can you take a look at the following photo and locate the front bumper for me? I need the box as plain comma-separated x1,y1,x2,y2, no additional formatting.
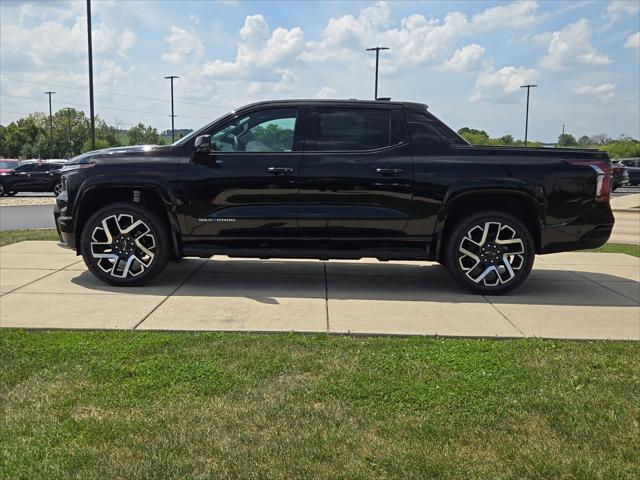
53,200,76,250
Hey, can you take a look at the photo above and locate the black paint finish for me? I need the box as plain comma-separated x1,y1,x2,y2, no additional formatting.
55,99,614,260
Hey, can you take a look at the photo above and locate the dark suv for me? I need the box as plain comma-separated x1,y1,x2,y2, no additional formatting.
0,160,66,196
54,100,614,294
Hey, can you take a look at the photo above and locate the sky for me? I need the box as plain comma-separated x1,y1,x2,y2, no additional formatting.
1,0,639,142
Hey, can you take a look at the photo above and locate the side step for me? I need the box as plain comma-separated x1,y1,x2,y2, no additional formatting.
182,245,431,261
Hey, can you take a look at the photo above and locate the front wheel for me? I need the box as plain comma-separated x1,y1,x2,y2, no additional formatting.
53,182,63,196
80,202,170,286
445,211,535,295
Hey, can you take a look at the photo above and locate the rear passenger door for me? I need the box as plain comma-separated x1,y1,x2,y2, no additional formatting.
298,104,413,238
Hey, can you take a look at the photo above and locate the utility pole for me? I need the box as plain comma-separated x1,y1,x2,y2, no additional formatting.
86,0,96,149
65,108,73,157
562,124,565,135
366,47,389,100
520,84,537,147
45,91,55,159
164,75,179,142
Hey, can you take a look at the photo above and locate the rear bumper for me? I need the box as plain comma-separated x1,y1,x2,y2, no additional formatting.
539,203,614,254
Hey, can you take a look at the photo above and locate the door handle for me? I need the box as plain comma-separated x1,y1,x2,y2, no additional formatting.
375,168,403,176
267,167,294,175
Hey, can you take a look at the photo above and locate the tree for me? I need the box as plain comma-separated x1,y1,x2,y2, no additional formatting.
589,133,609,145
128,123,161,145
598,135,640,159
457,127,490,145
577,135,591,147
499,134,514,145
557,133,578,147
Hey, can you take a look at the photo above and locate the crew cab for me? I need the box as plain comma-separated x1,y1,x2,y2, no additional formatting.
54,100,614,294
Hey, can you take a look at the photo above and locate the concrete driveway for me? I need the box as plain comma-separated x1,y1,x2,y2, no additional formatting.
0,241,638,340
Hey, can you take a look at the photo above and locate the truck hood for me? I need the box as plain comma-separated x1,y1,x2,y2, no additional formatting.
66,144,180,165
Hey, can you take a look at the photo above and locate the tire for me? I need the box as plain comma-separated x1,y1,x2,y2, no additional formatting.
445,211,535,295
0,182,5,196
80,202,170,286
53,182,63,196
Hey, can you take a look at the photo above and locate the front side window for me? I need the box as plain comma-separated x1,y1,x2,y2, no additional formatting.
211,108,298,153
309,108,392,151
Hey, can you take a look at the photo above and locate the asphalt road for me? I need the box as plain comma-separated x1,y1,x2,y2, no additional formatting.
0,205,55,231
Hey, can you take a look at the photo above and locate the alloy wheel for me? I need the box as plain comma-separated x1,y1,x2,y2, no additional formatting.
53,182,63,196
457,221,525,287
90,214,157,278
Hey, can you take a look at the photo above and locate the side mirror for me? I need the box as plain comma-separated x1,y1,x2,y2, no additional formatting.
194,135,212,153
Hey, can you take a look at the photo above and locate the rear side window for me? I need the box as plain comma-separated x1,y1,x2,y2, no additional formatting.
308,107,405,151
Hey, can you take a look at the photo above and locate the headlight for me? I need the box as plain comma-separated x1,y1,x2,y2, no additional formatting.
60,162,95,173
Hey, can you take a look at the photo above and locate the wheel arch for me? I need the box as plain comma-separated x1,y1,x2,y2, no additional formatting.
433,186,544,262
74,181,181,257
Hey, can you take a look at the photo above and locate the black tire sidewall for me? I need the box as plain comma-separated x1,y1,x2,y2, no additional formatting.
80,202,170,286
445,211,535,295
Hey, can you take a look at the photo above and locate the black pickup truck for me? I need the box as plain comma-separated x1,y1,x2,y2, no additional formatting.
54,99,614,294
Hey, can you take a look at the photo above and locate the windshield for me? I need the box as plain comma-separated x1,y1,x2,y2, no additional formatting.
0,160,19,169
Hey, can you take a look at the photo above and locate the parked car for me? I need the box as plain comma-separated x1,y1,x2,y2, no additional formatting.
0,159,20,174
54,99,614,294
618,158,640,186
0,159,66,196
612,161,629,190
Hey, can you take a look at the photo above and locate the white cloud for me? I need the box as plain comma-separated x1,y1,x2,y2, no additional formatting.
162,26,204,65
625,32,640,49
442,44,485,72
187,14,200,25
202,15,304,78
471,65,540,103
117,30,137,58
471,1,541,32
540,19,611,69
300,2,469,69
572,83,616,101
602,0,640,31
315,86,338,99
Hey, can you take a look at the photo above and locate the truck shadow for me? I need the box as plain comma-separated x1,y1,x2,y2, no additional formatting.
70,258,640,307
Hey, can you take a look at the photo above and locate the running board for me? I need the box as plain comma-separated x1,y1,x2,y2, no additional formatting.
182,245,431,261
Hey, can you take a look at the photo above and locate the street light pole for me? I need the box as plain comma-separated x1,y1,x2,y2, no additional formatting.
86,0,96,150
65,108,73,157
45,91,56,159
366,47,389,100
520,84,537,147
164,75,179,142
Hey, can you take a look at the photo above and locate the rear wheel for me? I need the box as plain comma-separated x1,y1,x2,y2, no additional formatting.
80,202,170,286
53,182,63,196
0,182,5,196
445,211,535,295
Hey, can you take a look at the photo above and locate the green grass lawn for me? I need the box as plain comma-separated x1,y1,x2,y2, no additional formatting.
1,228,638,257
1,331,639,480
0,228,58,247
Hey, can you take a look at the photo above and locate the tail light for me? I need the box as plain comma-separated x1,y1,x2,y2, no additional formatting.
567,159,612,202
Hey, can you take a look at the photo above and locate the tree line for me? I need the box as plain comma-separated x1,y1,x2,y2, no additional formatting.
457,127,640,159
0,109,192,159
1,110,638,159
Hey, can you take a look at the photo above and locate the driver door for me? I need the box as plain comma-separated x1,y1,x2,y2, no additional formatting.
179,106,303,240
